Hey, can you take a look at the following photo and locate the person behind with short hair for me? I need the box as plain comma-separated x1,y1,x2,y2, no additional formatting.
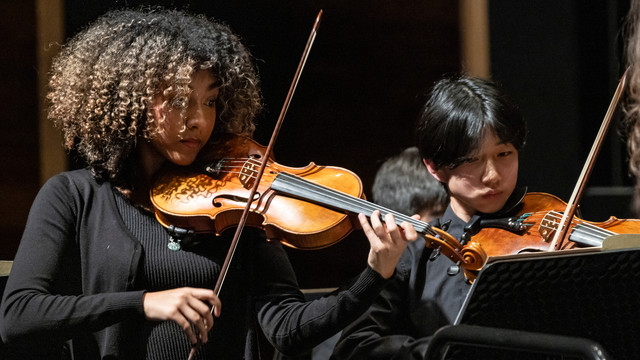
372,147,449,222
0,7,416,359
331,74,527,359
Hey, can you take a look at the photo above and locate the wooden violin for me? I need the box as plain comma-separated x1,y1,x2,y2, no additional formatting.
462,191,640,259
151,134,364,250
150,134,483,271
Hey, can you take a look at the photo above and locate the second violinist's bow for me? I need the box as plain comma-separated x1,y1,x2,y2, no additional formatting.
549,67,629,250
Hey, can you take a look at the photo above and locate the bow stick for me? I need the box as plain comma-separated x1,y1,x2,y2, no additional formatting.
187,10,323,359
548,67,629,250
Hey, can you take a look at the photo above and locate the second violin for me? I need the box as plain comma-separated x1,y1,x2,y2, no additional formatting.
461,191,640,259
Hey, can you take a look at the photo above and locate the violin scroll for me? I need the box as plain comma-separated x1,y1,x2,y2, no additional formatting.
459,241,488,272
423,227,487,278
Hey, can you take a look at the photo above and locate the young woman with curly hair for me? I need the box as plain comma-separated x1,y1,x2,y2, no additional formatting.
0,7,415,359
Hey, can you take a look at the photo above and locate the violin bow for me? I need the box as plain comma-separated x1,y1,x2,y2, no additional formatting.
187,10,323,360
548,67,629,251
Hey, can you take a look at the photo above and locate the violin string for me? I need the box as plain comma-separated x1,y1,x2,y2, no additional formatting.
207,158,279,182
274,172,438,236
542,211,616,237
209,157,271,167
285,172,415,223
210,169,279,183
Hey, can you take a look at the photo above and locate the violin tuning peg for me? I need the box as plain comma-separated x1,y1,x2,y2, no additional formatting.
447,261,461,276
440,219,452,232
429,247,441,261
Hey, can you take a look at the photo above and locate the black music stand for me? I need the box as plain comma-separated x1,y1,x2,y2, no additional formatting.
425,324,610,360
445,240,640,360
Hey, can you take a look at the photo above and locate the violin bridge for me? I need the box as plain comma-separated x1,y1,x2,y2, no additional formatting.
538,212,559,242
239,157,260,189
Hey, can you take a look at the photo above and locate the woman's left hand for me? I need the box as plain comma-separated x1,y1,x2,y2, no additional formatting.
360,210,418,279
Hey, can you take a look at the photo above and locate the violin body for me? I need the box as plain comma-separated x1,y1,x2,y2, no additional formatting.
151,135,364,250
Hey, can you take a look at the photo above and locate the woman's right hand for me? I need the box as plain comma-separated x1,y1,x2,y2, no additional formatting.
143,287,221,345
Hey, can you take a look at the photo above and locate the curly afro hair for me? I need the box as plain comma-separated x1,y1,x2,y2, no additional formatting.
47,7,262,185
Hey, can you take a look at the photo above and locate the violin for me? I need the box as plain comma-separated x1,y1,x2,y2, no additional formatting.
461,192,640,272
150,134,479,269
151,134,363,250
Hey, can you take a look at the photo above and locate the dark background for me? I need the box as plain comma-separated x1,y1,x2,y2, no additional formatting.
0,0,634,288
